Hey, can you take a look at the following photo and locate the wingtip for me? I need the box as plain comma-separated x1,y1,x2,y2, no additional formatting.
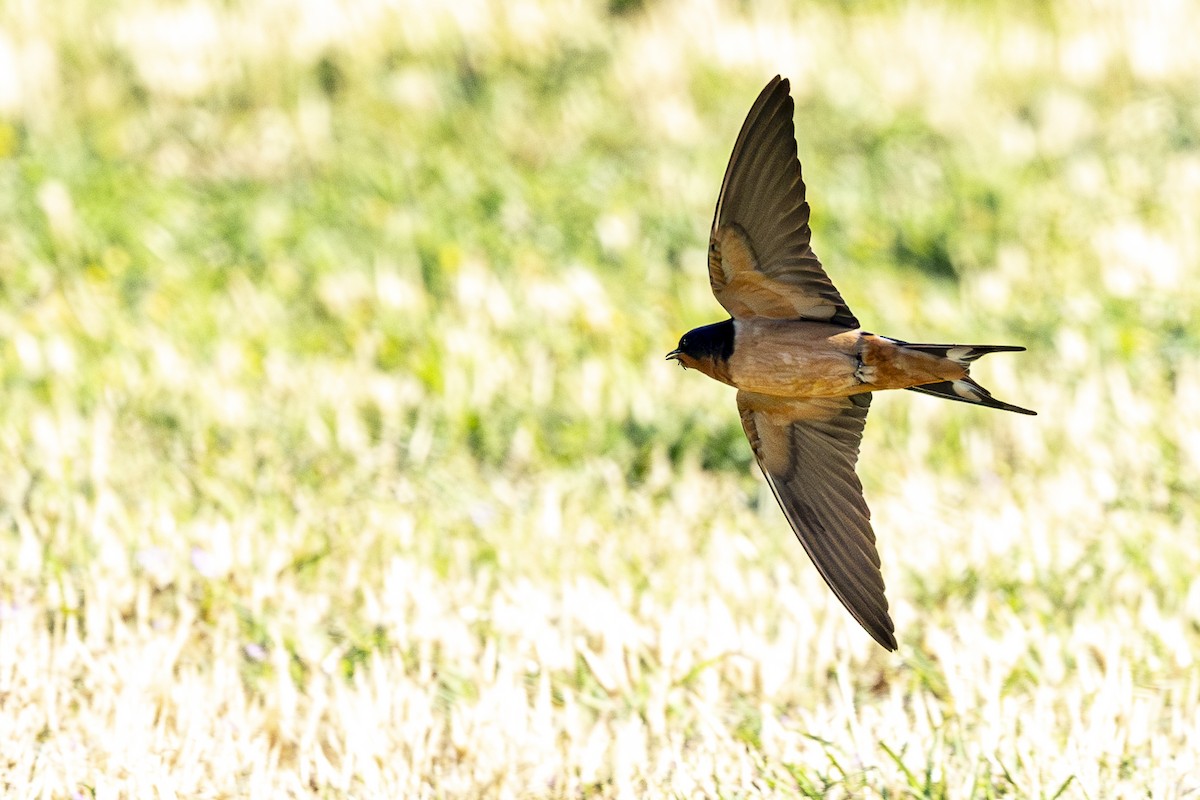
762,74,789,97
870,623,898,651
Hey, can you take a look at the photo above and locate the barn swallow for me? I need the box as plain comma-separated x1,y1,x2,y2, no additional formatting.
667,75,1034,651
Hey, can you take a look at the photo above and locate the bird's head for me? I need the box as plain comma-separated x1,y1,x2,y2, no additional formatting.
666,319,735,378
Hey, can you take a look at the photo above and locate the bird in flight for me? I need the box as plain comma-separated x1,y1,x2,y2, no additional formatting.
667,75,1034,651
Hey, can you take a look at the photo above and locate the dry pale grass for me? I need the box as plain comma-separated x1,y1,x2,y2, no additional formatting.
2,0,1200,797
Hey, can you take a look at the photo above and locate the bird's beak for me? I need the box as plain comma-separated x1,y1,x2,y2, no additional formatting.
665,349,681,361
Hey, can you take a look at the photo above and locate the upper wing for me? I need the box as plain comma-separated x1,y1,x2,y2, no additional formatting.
737,389,895,650
709,76,859,328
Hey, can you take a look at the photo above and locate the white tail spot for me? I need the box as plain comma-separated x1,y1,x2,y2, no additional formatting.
952,380,980,400
946,346,973,364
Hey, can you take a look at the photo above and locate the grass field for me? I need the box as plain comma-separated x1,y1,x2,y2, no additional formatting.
3,0,1200,796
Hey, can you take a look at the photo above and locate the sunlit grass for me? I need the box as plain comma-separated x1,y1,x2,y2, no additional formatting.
1,0,1199,796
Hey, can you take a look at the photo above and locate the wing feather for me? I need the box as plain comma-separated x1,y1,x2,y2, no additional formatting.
709,76,859,327
737,390,895,650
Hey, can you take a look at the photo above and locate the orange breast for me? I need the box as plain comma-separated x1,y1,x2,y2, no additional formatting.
727,319,863,397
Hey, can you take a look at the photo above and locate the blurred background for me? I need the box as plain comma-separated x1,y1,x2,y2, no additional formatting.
2,0,1199,795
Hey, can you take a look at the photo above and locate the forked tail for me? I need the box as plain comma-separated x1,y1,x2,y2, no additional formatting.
901,343,1036,415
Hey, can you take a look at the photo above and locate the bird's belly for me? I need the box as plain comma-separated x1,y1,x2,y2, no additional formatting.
727,344,862,397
